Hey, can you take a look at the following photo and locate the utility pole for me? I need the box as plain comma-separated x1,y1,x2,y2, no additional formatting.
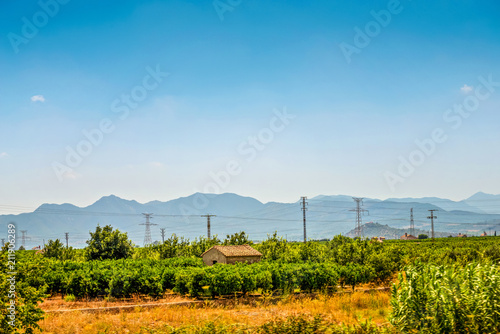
301,196,308,242
350,198,368,238
1,239,4,246
427,209,438,240
140,213,157,246
65,232,69,248
410,208,415,236
201,214,216,238
20,230,30,248
160,228,166,243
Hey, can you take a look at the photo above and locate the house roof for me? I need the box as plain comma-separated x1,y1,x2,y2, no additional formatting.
201,245,262,257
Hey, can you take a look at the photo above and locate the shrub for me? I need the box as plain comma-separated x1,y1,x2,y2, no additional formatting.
64,294,76,302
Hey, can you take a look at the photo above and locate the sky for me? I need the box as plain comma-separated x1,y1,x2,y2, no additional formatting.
1,0,500,213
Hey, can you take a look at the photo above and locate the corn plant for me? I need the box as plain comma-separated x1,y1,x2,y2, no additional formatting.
390,263,500,334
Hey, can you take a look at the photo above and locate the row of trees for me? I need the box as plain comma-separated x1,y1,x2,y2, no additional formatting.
17,256,375,299
43,226,252,261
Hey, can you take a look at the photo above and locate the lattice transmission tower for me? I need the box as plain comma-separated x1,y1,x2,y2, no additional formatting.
140,213,157,246
350,198,368,238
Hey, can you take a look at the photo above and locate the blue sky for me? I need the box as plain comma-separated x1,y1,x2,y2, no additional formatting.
1,0,499,212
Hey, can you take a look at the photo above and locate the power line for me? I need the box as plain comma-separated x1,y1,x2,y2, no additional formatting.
160,228,166,243
139,213,157,246
410,208,415,236
301,196,308,242
20,230,31,248
427,209,438,240
350,198,368,238
201,214,216,238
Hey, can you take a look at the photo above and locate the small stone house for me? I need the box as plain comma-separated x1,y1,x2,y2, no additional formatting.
201,245,262,266
400,233,417,240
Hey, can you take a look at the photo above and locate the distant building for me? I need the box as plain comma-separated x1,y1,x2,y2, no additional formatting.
201,245,262,266
371,236,385,243
480,231,488,237
457,233,467,238
400,233,417,240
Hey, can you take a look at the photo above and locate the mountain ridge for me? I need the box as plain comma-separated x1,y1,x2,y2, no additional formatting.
1,192,499,249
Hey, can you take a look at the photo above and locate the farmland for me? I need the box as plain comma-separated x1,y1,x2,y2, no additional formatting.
2,231,500,333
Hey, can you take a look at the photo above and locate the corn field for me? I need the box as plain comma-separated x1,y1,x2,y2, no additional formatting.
390,263,500,334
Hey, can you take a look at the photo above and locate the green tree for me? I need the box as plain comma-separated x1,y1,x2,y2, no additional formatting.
255,232,289,261
159,234,190,259
43,239,64,258
190,235,220,257
43,239,76,260
1,242,10,252
18,246,25,251
223,231,252,245
84,225,133,260
299,241,324,262
418,234,429,240
0,248,46,333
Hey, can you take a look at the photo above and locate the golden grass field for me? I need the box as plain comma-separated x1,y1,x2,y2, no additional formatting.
36,291,391,334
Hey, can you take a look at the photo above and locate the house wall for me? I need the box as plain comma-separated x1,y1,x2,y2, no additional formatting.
202,248,227,266
225,256,261,265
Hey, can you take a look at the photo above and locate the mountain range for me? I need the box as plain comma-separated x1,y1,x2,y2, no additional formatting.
1,192,499,249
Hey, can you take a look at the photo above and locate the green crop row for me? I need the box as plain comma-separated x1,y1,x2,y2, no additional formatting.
391,263,500,333
26,257,375,298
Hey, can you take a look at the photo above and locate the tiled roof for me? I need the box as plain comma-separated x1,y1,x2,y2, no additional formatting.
201,245,262,257
400,234,417,240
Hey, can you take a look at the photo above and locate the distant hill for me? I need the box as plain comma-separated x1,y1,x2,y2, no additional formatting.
385,192,500,215
1,192,500,249
463,192,500,214
345,222,458,239
384,196,486,214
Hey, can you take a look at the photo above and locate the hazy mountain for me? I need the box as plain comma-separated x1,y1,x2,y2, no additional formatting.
1,193,500,249
463,192,500,214
384,196,486,214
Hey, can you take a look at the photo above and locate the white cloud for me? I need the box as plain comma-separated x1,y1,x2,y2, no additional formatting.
460,84,473,94
30,95,46,102
0,152,8,159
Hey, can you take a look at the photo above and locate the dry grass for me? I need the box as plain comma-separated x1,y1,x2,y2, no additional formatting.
36,291,391,333
41,294,191,311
